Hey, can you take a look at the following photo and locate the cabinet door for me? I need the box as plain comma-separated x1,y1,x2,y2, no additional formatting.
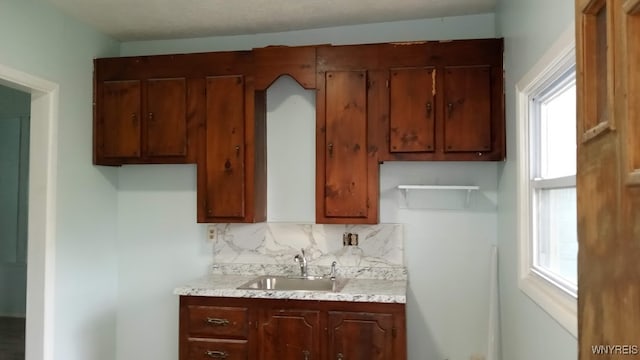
322,70,369,220
389,67,436,153
443,66,492,153
259,309,320,360
328,311,395,360
100,80,141,158
145,78,187,157
203,75,246,219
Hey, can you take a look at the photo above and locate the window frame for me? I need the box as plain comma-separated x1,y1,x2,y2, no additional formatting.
516,23,578,338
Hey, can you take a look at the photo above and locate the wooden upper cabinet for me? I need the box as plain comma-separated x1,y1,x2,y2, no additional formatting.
94,57,195,165
389,67,436,153
379,39,505,161
443,65,492,153
317,69,378,223
197,75,267,223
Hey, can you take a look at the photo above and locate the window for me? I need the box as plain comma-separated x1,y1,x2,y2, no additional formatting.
530,68,577,295
516,24,578,338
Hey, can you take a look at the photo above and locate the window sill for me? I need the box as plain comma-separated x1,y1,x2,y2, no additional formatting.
519,269,577,338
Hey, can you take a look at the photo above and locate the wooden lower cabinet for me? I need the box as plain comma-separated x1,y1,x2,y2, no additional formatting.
328,311,396,360
259,309,320,360
180,296,406,360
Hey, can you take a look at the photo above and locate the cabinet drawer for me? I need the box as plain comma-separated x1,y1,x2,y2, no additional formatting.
186,339,249,360
186,305,249,338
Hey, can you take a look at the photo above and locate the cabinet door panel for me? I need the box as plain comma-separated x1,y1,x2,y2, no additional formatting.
205,76,246,218
328,311,394,360
390,67,435,152
146,78,187,157
101,80,141,158
443,66,492,152
324,71,368,218
259,309,320,360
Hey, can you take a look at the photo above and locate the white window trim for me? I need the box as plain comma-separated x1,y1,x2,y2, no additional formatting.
516,23,577,338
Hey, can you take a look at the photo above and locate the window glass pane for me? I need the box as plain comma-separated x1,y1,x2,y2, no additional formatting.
540,83,576,179
535,187,578,285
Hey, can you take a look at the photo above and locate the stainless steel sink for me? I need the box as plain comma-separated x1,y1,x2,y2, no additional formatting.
237,275,344,292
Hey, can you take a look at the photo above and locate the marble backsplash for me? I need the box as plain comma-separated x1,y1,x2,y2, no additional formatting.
209,223,404,268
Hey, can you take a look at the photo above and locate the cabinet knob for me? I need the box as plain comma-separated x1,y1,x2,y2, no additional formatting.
425,102,432,118
303,350,310,360
328,143,333,157
131,113,137,124
447,103,454,117
337,353,344,360
205,350,229,359
235,145,240,155
148,112,154,120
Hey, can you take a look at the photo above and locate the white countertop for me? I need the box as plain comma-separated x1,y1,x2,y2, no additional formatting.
174,265,407,304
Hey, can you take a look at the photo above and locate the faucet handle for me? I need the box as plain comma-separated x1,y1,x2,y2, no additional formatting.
325,261,338,280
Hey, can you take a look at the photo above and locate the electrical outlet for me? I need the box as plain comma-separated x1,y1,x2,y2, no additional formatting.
342,232,359,246
350,233,359,246
207,225,216,242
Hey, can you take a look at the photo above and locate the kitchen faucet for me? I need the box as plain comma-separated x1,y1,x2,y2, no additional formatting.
294,249,308,277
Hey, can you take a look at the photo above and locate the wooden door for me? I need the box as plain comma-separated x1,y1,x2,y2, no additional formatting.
319,70,369,221
203,75,246,219
145,78,187,157
389,67,436,153
100,80,141,159
442,66,492,153
327,311,395,360
259,309,320,360
576,0,640,358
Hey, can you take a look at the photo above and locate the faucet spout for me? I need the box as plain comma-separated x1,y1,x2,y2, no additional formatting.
293,248,308,277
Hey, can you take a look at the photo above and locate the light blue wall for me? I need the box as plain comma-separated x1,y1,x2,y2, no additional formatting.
0,85,30,317
118,13,498,360
495,0,578,359
0,1,120,360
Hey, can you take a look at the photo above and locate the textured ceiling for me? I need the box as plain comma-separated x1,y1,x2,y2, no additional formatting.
45,0,496,41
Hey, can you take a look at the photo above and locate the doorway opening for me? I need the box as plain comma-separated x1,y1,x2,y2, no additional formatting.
0,84,30,360
0,63,58,360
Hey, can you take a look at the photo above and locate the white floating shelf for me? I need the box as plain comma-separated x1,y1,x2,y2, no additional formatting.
397,185,480,208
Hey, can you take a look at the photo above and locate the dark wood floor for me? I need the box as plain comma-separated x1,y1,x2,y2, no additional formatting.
0,317,25,360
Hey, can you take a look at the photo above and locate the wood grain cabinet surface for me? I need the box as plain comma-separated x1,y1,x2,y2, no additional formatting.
94,57,195,165
179,296,406,360
93,39,504,223
382,39,505,161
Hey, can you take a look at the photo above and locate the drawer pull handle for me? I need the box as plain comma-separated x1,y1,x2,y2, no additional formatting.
205,350,229,359
337,353,344,360
205,317,230,326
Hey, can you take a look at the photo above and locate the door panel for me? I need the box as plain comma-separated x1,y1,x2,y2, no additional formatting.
205,76,246,219
101,80,141,158
328,312,394,360
323,70,368,218
146,78,187,157
625,2,640,184
443,66,492,152
389,67,436,153
259,309,319,360
577,0,640,358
